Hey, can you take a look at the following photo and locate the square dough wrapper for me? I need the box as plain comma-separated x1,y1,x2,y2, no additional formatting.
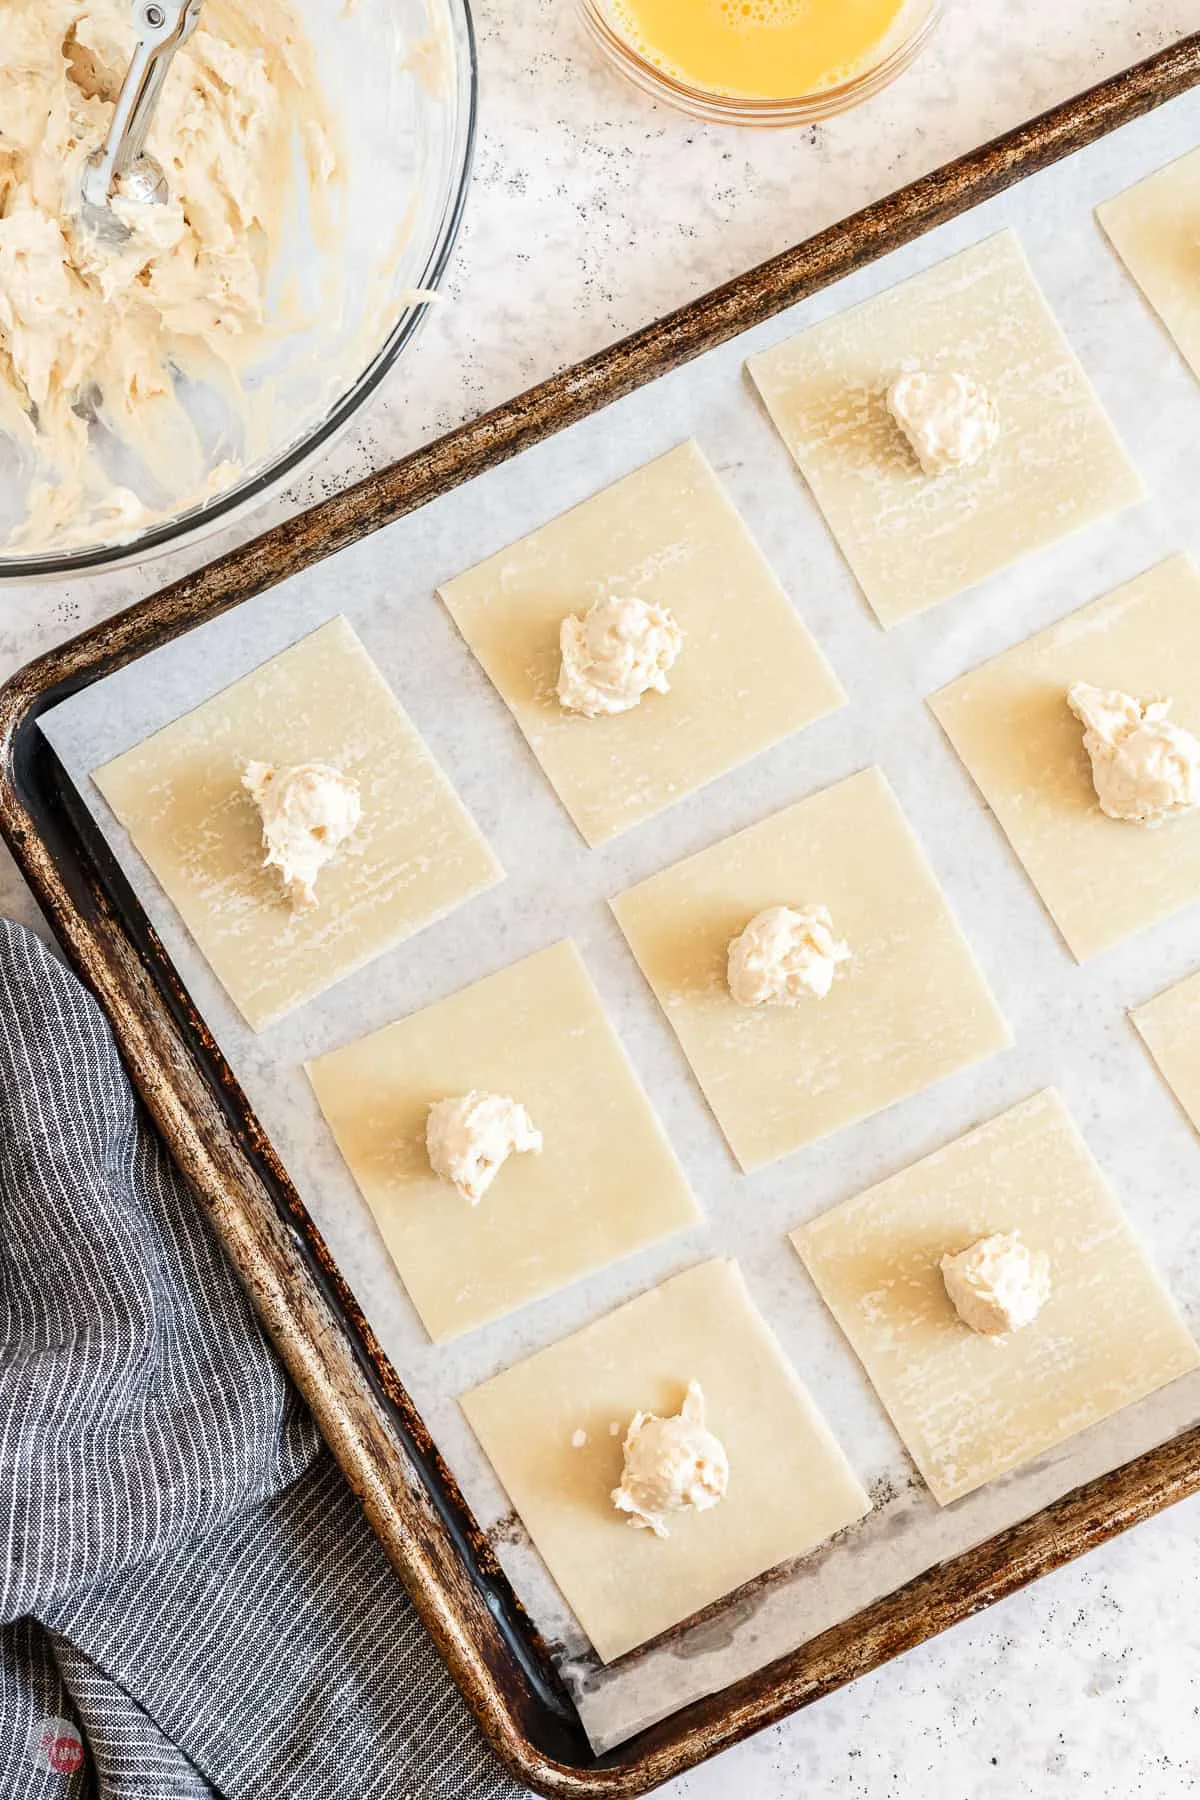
1098,147,1200,385
611,766,1011,1172
94,615,503,1029
438,440,845,847
306,939,699,1342
460,1258,870,1663
93,617,501,1032
929,554,1200,963
1132,968,1200,1135
747,229,1144,627
793,1089,1199,1506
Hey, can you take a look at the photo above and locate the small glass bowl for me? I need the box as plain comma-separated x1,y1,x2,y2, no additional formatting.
577,0,942,127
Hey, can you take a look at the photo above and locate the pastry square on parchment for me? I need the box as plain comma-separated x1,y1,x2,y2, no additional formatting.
610,766,1010,1172
460,1257,870,1663
438,440,845,847
929,555,1200,963
306,939,699,1342
93,616,501,1032
1098,147,1200,385
746,229,1143,627
793,1089,1199,1507
1132,968,1200,1136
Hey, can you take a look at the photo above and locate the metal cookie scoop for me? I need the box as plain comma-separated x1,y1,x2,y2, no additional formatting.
78,0,205,244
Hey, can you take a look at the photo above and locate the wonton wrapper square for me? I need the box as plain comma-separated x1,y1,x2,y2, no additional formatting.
306,939,699,1341
929,555,1200,963
611,767,1010,1172
793,1090,1199,1506
438,441,845,846
747,230,1143,627
1098,148,1200,385
461,1258,870,1662
93,617,501,1031
1132,968,1200,1135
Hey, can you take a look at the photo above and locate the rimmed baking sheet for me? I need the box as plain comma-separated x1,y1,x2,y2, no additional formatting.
38,83,1200,1754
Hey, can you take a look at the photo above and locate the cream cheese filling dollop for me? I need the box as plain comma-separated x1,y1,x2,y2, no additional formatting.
557,594,683,717
886,369,1001,476
940,1232,1051,1337
0,0,337,552
1067,681,1200,826
242,760,361,911
425,1091,543,1206
727,904,851,1007
611,1379,728,1538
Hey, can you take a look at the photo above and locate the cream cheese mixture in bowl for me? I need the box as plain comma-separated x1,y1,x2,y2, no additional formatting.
0,0,476,578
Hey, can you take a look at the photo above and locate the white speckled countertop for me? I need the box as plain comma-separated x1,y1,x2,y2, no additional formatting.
7,4,1200,1794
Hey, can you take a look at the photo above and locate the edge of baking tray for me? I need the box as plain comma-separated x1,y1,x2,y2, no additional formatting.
5,34,1200,1797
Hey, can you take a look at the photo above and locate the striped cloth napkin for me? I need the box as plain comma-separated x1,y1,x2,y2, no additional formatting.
0,920,522,1800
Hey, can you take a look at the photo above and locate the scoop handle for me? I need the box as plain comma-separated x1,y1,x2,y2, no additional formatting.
82,0,205,207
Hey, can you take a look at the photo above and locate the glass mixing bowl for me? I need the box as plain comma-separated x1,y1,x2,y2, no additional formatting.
0,0,476,581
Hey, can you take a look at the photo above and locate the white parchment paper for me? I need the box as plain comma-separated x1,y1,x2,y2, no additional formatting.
39,86,1200,1753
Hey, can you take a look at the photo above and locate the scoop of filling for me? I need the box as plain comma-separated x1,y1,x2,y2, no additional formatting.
886,368,1000,476
557,594,683,717
610,1379,729,1538
940,1232,1051,1337
727,904,850,1007
242,760,360,910
1067,681,1200,826
425,1091,542,1206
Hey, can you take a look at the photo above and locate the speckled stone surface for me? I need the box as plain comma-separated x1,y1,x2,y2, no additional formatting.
7,5,1200,1794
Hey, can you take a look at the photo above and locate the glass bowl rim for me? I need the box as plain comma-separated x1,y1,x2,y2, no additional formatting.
0,0,479,584
576,0,943,127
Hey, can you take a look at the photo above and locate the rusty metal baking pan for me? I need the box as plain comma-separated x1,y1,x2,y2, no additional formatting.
4,35,1200,1793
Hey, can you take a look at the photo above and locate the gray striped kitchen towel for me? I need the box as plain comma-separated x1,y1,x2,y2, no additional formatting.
0,920,523,1800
